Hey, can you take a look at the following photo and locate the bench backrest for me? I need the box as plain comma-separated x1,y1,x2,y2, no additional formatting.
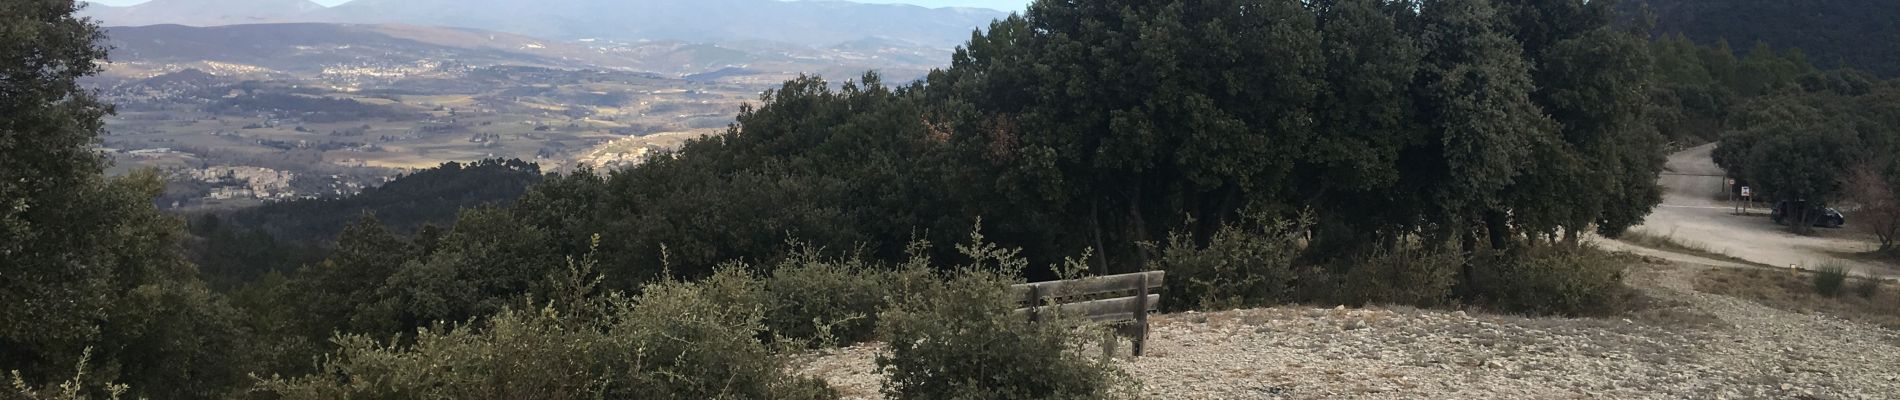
1009,270,1164,324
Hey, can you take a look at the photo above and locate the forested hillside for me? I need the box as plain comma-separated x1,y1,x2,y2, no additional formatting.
184,159,542,288
1631,0,1900,77
7,0,1897,399
214,158,541,241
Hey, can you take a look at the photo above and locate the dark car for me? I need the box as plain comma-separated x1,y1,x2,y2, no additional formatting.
1772,201,1846,228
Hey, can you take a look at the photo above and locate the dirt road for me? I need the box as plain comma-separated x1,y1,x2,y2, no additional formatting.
1618,143,1899,280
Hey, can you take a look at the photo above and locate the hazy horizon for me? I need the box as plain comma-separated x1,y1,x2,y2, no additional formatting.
85,0,1026,12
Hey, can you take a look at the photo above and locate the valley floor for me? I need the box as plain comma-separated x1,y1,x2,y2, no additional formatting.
793,258,1900,399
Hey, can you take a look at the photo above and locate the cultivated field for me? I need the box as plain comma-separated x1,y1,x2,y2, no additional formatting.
97,64,757,208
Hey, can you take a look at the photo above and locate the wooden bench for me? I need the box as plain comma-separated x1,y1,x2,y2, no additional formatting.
1009,270,1165,356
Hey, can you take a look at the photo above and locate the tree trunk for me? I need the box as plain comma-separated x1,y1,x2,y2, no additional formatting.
1459,221,1480,293
1877,207,1892,252
1129,186,1151,266
1187,186,1212,248
1485,210,1512,250
1090,200,1109,275
1191,184,1243,248
1877,210,1898,252
1795,203,1813,235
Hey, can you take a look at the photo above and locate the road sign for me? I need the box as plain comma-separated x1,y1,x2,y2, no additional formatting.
1740,186,1752,198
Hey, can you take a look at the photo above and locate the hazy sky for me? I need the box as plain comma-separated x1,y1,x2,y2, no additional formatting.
88,0,1027,12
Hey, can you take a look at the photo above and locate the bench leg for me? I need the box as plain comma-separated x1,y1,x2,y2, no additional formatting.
1134,273,1149,357
1133,323,1147,357
1115,323,1147,357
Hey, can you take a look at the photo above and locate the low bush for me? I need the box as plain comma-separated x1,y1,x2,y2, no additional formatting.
254,268,837,400
1332,244,1462,308
1466,246,1631,316
1148,215,1637,317
875,267,1131,400
6,349,128,400
1854,277,1881,299
758,247,935,347
1147,213,1309,312
1814,265,1849,298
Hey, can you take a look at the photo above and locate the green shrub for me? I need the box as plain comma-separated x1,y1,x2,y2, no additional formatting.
875,268,1131,400
759,248,935,347
255,268,837,400
608,270,836,399
1333,244,1462,308
1853,277,1881,299
1147,213,1309,311
1467,246,1630,316
6,349,128,400
1814,265,1850,298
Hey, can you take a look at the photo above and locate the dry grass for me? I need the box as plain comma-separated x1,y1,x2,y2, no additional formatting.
1620,229,1770,267
1694,267,1900,330
1821,248,1900,269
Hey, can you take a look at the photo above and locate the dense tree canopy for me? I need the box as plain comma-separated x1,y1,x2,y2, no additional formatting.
925,0,1329,270
186,159,543,288
2,1,252,397
216,158,542,243
1712,73,1900,232
1495,0,1663,238
906,0,1662,270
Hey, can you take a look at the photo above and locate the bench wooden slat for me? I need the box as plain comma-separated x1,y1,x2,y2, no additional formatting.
1012,294,1158,321
1010,270,1166,357
1082,310,1143,323
1008,271,1165,300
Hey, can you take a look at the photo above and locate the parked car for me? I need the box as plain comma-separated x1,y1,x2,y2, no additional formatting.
1772,201,1846,228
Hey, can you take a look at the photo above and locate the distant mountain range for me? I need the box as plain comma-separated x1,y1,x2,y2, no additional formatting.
95,22,956,81
81,0,1008,49
82,0,324,26
101,23,620,74
1627,0,1900,77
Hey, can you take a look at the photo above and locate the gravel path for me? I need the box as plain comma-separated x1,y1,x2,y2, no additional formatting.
1630,143,1899,280
792,260,1900,399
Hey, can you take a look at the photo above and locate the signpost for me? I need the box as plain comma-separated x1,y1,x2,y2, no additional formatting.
1736,186,1753,215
